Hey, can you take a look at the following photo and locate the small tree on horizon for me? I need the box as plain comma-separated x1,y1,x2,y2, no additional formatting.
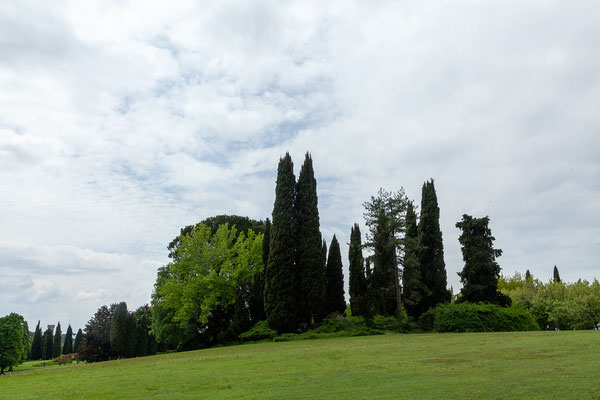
553,266,561,283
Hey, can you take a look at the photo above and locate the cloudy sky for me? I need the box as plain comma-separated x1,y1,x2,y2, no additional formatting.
1,0,599,331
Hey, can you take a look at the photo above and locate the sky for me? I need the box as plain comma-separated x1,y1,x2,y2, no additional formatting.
1,0,599,332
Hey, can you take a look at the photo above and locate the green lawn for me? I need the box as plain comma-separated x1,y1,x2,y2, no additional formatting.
2,331,599,399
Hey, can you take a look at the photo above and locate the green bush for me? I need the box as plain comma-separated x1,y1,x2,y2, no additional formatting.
370,315,416,333
239,321,277,342
421,303,540,333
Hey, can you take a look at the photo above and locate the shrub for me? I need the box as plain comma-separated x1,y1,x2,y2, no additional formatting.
239,321,277,342
421,303,540,333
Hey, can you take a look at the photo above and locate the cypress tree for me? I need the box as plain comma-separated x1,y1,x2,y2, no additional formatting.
553,265,561,283
296,153,325,324
322,239,327,269
73,329,83,353
31,321,43,360
125,314,137,358
349,224,368,317
417,179,450,311
250,218,269,323
62,325,73,354
456,214,510,306
525,269,532,282
370,211,398,315
265,153,299,332
324,235,346,316
42,328,53,360
52,322,62,358
402,202,430,319
110,302,129,358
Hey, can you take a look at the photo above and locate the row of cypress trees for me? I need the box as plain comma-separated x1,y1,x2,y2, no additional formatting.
264,152,345,333
30,321,83,360
348,180,450,320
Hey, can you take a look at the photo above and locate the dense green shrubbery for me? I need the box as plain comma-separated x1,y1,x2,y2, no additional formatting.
420,303,540,333
370,315,416,332
239,321,277,342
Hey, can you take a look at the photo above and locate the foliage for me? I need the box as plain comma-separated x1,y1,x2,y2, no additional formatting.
363,188,408,317
456,215,511,306
402,202,430,319
370,314,414,333
0,313,28,374
30,321,43,360
265,153,299,333
168,215,265,260
417,179,451,311
79,304,118,363
42,327,53,360
73,329,83,354
324,235,346,316
56,354,75,365
110,302,130,358
152,223,264,348
239,321,277,342
134,305,158,357
52,322,62,358
62,325,73,355
420,303,539,333
296,152,325,324
348,223,368,317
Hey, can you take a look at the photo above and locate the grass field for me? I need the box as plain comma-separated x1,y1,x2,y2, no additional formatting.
2,331,599,399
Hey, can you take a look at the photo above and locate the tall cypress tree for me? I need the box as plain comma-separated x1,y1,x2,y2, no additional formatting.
110,302,129,358
73,329,83,353
456,214,510,306
62,325,73,354
296,153,325,324
42,328,53,360
349,224,368,317
370,211,398,316
31,321,43,360
52,322,62,358
402,202,430,319
324,235,346,316
250,219,269,323
417,179,450,311
265,153,299,332
553,265,561,283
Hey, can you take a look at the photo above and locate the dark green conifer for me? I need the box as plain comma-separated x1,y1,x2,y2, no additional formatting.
525,270,532,281
553,265,561,283
110,302,129,358
265,153,299,332
31,321,43,360
250,219,269,323
418,179,450,311
348,224,368,317
322,239,327,269
52,322,62,358
402,202,430,318
371,211,397,315
456,214,510,306
62,325,73,354
42,328,53,360
324,235,346,316
296,153,325,324
73,329,83,353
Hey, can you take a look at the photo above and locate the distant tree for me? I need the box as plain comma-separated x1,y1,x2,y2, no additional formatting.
168,215,265,259
42,327,53,360
553,266,561,283
265,153,299,332
134,305,157,357
363,188,409,317
0,313,28,374
52,322,62,358
125,313,137,358
110,302,129,359
79,304,118,363
348,224,368,317
418,179,451,310
296,153,325,324
249,218,270,324
73,329,83,353
402,202,430,319
324,235,346,316
62,325,73,355
456,214,510,306
31,321,43,360
525,270,533,282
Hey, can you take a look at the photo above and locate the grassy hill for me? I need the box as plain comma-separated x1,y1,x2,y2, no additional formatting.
2,331,599,399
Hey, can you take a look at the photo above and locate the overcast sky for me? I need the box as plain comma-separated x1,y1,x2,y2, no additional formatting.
1,0,599,331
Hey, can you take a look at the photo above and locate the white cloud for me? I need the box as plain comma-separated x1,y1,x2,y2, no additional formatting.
0,0,599,328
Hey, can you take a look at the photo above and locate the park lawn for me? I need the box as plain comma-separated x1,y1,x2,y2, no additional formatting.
1,330,599,399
